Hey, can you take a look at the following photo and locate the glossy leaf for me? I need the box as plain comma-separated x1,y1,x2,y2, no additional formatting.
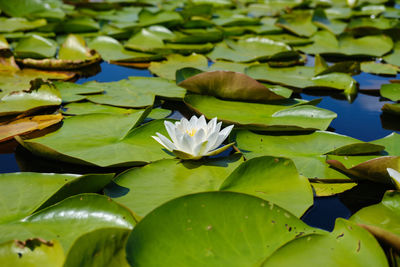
0,172,114,223
126,191,319,267
0,17,46,33
234,130,382,179
381,83,400,101
149,53,208,80
17,116,175,167
311,181,357,197
220,156,313,217
350,191,400,252
262,219,388,267
361,62,398,76
14,35,57,59
184,94,337,131
178,71,285,101
276,10,318,37
106,155,243,217
0,82,61,116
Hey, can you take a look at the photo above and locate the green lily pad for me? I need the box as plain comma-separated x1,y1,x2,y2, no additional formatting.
89,36,162,62
382,103,400,115
276,10,318,37
171,28,223,44
381,83,400,101
327,156,400,184
149,53,208,80
384,42,400,67
126,191,319,267
246,64,357,100
125,29,166,53
220,156,313,217
312,8,346,35
207,38,296,63
234,130,383,179
371,132,400,155
311,181,358,197
63,102,171,119
360,62,398,75
298,31,393,57
256,34,312,46
138,9,183,28
350,191,400,252
0,82,61,116
0,17,46,33
0,238,64,267
347,17,399,32
0,194,135,265
106,155,243,217
19,34,102,70
178,71,285,101
63,17,99,33
17,115,175,167
0,0,58,17
14,35,57,59
0,172,114,223
262,218,388,267
54,81,104,103
184,94,337,131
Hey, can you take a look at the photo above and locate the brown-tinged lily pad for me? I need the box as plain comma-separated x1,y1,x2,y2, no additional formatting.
17,34,102,70
178,71,285,101
327,156,400,184
0,113,63,143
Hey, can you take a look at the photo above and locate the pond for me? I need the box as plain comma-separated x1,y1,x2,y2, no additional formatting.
1,0,400,266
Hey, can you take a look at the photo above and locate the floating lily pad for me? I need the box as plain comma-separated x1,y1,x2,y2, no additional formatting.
327,156,400,184
246,64,357,100
0,194,134,266
360,62,398,76
126,191,319,267
127,192,387,267
0,113,63,142
184,94,337,131
371,132,400,155
0,17,47,33
311,181,358,197
262,219,388,267
0,66,75,98
382,103,400,115
54,81,104,103
63,102,171,119
312,8,346,35
18,34,102,70
298,31,393,57
381,83,400,101
384,42,400,67
276,10,318,37
149,53,208,80
63,17,99,33
350,191,400,252
89,36,162,62
0,82,61,116
207,38,296,63
220,156,313,217
138,10,183,28
17,115,175,167
0,172,114,223
106,155,243,217
14,35,57,59
234,130,383,179
178,71,285,101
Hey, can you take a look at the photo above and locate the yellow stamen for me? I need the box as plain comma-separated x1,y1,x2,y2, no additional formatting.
186,129,197,136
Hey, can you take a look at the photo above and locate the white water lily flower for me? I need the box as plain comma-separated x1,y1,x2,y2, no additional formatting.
152,115,234,160
387,168,400,190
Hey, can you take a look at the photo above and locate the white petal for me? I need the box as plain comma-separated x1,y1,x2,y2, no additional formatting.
180,117,190,132
204,131,219,152
388,168,400,189
207,117,217,135
205,143,235,157
193,128,206,145
152,134,175,152
210,125,234,150
192,140,208,157
189,115,198,127
180,133,194,154
197,115,207,130
164,121,179,144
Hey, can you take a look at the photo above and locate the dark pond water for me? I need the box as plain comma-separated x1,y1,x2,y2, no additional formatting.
1,61,399,231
